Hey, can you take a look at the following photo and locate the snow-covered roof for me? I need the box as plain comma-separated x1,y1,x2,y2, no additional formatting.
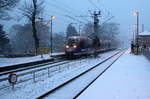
139,31,150,36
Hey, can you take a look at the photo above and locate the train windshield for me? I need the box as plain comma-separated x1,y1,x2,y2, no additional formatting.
67,38,78,45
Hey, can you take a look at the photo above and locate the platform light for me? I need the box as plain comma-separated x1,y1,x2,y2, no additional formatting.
132,12,138,16
51,16,56,20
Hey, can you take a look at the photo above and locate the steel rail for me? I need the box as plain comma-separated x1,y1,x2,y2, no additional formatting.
36,50,125,99
0,59,67,76
74,50,125,98
0,57,86,90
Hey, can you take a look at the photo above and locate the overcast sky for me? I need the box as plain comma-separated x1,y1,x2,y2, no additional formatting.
43,0,150,34
1,0,150,38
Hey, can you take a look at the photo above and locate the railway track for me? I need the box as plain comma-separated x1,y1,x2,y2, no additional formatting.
0,56,91,90
0,59,68,76
0,53,68,74
0,58,54,72
0,55,91,77
0,49,117,76
36,50,125,99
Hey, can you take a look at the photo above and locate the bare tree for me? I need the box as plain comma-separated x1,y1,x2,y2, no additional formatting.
0,0,19,19
0,0,19,9
10,21,50,54
53,32,65,52
82,22,94,38
83,22,120,47
20,0,44,54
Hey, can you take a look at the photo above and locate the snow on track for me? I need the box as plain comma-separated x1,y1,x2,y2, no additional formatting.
78,49,150,99
0,50,119,99
43,50,124,99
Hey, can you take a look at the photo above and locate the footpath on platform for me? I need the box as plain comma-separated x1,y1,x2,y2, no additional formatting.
78,49,150,99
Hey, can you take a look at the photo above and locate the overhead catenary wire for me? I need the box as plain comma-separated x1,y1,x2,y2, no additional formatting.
45,1,88,23
51,0,90,22
43,3,85,26
88,0,107,20
88,0,100,10
35,4,85,33
65,15,85,24
88,0,114,21
43,7,71,24
40,13,84,33
52,0,84,16
97,0,113,18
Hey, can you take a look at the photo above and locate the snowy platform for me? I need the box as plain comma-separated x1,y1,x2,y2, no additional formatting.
78,49,150,99
0,52,64,67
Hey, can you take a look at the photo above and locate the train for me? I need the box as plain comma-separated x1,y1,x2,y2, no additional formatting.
65,36,93,55
64,36,115,58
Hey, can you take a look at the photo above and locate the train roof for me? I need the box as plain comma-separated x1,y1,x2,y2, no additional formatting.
139,31,150,36
68,36,91,39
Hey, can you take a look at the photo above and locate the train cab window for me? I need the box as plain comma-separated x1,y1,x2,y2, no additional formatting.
67,39,78,46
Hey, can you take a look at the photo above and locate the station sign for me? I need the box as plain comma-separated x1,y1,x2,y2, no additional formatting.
37,48,50,54
8,73,17,84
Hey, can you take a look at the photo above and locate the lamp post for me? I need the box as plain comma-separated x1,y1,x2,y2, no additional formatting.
133,24,137,45
79,25,83,36
50,16,56,55
133,11,139,54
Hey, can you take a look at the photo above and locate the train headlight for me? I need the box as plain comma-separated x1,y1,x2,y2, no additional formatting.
73,45,77,48
66,45,69,48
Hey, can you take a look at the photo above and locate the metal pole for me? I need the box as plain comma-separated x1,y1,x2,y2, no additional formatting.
79,25,82,36
50,19,53,55
79,25,80,36
142,24,144,32
133,29,135,44
137,12,139,36
137,12,139,54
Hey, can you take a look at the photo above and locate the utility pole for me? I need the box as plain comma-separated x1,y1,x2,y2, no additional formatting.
133,11,139,54
142,24,144,32
91,11,101,50
93,11,101,37
136,12,139,54
50,16,56,55
76,10,115,56
79,25,82,36
50,18,53,54
76,10,101,37
137,12,139,54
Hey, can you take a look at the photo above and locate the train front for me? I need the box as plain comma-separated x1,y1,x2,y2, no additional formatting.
65,37,80,55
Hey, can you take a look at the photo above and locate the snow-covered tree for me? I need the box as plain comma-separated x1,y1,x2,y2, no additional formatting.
10,22,50,54
53,32,65,52
66,23,78,38
0,24,9,52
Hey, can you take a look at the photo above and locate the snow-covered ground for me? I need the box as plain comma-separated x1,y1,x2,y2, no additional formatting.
0,50,119,99
2,49,149,99
78,49,150,99
0,53,64,67
44,50,124,99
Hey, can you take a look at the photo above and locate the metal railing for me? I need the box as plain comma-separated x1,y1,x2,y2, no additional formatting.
0,57,92,90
